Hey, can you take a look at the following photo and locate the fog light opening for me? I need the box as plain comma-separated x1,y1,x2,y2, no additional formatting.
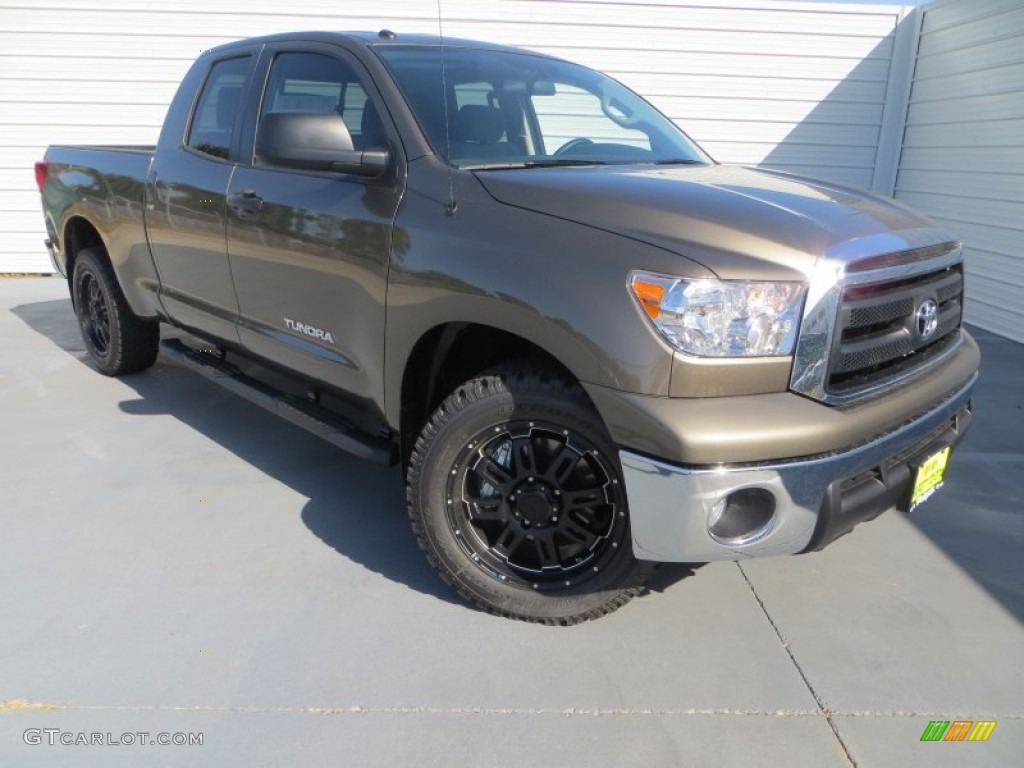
708,488,776,545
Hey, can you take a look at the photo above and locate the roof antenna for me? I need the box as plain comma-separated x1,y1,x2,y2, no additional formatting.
436,0,457,216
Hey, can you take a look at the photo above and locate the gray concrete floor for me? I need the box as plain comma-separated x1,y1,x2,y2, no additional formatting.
1,276,1021,767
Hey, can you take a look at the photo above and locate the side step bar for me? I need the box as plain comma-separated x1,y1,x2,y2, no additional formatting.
160,339,395,465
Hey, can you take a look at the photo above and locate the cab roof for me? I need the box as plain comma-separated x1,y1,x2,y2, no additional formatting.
207,30,555,58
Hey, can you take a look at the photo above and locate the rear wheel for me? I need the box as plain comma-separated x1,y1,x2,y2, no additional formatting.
72,248,159,375
407,366,653,624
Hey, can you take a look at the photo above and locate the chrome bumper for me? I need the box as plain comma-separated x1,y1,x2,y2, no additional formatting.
620,376,976,562
44,238,61,276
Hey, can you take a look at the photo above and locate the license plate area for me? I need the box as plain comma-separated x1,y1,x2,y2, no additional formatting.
907,445,952,512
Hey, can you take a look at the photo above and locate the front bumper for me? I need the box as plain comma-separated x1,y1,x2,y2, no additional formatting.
620,376,975,562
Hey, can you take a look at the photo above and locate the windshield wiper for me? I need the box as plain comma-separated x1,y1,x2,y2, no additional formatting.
523,158,607,168
650,158,705,165
464,159,608,171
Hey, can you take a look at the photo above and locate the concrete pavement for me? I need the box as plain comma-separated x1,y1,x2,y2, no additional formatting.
1,276,1021,767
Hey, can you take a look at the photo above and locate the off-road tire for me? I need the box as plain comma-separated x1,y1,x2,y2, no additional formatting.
72,248,159,375
407,365,654,625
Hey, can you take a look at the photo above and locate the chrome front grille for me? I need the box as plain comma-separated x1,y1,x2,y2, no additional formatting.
789,236,964,405
827,266,963,396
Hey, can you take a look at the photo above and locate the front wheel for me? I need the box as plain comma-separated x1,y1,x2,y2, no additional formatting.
406,366,653,624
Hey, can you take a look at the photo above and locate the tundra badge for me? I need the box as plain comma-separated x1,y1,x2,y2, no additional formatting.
284,317,336,344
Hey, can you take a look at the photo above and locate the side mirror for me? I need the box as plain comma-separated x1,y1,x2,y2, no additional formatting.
255,112,390,177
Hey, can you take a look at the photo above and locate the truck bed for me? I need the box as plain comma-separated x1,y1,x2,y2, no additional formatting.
40,145,156,279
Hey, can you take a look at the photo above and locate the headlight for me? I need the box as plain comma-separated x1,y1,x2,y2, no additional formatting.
629,272,805,357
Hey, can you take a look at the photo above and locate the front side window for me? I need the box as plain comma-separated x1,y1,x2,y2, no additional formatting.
532,84,649,153
187,56,250,159
376,46,711,169
259,52,385,150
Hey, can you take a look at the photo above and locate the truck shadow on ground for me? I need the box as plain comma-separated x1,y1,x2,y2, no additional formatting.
12,297,698,614
914,328,1024,623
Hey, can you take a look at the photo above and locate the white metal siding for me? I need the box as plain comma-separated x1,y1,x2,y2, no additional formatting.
894,0,1024,342
1,0,907,273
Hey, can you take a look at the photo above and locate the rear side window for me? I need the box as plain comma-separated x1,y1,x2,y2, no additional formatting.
260,52,385,149
187,56,251,159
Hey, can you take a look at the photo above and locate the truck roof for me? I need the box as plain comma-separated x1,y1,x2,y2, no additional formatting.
206,30,553,58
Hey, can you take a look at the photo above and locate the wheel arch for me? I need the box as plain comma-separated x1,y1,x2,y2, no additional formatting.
62,216,107,307
397,321,599,468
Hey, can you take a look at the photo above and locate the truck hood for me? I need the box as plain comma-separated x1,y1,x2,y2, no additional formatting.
474,164,951,280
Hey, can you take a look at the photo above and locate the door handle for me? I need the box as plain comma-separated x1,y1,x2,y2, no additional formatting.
228,188,264,215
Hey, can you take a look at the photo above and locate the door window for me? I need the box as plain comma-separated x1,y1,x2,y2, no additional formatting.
260,52,385,149
531,84,650,154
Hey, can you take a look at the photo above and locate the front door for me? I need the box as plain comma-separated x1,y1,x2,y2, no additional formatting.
226,48,402,409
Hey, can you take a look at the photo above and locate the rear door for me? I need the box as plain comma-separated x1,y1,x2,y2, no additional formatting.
146,53,254,341
226,45,403,408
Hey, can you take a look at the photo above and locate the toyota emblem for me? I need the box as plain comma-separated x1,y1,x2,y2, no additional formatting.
916,298,939,338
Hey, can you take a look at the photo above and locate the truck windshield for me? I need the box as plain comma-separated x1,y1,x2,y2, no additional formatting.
375,46,712,169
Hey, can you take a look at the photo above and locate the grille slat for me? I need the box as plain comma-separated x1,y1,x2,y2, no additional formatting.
937,279,961,303
847,297,915,329
835,331,913,374
826,265,963,396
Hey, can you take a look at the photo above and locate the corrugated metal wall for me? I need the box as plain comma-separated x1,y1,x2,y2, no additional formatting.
0,0,909,273
894,0,1024,342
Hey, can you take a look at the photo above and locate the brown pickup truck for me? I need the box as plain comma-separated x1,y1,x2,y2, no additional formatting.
36,31,978,624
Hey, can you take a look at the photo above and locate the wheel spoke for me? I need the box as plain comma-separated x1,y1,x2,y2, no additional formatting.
464,493,505,521
559,517,600,549
562,488,606,514
491,522,526,559
545,443,579,485
477,456,513,490
464,489,502,508
511,435,537,477
97,311,109,344
532,535,561,569
83,277,111,353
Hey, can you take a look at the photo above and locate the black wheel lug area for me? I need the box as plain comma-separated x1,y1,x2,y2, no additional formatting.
510,479,560,527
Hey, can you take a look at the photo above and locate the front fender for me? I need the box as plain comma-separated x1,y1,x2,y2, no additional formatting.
384,166,713,426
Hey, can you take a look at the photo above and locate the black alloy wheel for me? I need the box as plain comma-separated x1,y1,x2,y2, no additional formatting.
80,271,111,356
407,366,653,624
447,421,627,589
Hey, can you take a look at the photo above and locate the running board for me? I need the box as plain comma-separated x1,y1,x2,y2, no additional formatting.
160,338,395,464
